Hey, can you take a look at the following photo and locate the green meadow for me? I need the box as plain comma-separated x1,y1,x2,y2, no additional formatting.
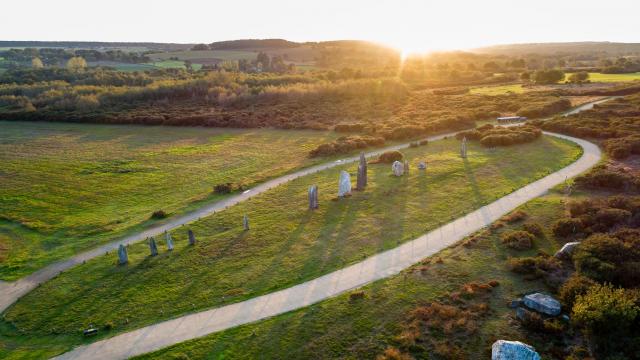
0,122,342,280
0,136,581,358
565,72,640,82
134,192,569,360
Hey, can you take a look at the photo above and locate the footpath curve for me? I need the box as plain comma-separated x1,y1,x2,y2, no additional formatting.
53,131,601,360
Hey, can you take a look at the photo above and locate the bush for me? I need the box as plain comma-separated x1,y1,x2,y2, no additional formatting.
574,166,639,191
573,231,640,287
502,210,528,223
559,274,597,309
552,218,584,238
501,230,535,250
522,222,544,237
213,183,233,194
572,284,640,357
377,150,403,163
309,135,385,157
150,210,168,219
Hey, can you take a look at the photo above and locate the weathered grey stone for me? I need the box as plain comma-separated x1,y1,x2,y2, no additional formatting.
308,185,319,209
524,293,561,316
356,152,367,190
403,160,410,174
188,229,196,246
461,136,468,158
243,215,250,231
492,340,541,360
554,242,580,259
392,160,404,177
338,170,351,197
148,237,158,256
418,161,427,170
561,314,570,322
165,231,174,251
117,244,128,265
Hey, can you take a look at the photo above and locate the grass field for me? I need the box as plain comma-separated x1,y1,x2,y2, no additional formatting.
0,122,343,280
133,192,570,360
470,84,525,95
565,72,640,82
0,136,581,358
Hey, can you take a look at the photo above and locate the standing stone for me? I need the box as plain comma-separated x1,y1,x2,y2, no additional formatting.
460,136,468,158
148,237,158,256
554,242,579,259
165,231,174,251
356,152,367,190
492,340,540,360
243,214,250,231
403,160,410,174
418,161,427,170
308,185,319,209
338,170,352,197
392,161,404,177
117,244,128,265
188,229,196,246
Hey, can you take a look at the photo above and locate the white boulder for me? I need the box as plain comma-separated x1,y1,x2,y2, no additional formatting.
492,340,541,360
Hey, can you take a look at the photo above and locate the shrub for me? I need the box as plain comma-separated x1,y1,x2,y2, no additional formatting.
501,230,535,250
572,284,640,357
502,210,528,223
508,254,564,288
334,122,366,133
522,222,544,237
377,150,403,163
309,135,385,157
349,291,365,301
573,231,640,287
574,166,639,191
552,218,584,238
213,183,233,194
376,347,413,360
150,210,168,219
558,274,597,309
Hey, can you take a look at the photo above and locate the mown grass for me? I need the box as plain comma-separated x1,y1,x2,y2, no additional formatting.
0,136,581,358
0,122,342,280
470,84,525,96
565,72,640,83
132,192,570,359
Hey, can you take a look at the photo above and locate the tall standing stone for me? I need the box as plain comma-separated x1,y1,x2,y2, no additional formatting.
308,185,319,209
403,160,410,174
461,136,468,158
148,237,158,256
243,215,250,231
165,231,174,251
392,161,404,177
356,152,367,190
188,229,196,246
117,244,128,265
338,170,351,197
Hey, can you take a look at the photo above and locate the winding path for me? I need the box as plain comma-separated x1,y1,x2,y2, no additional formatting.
0,99,608,359
52,131,600,360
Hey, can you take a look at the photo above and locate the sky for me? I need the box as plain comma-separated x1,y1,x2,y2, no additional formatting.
1,0,638,53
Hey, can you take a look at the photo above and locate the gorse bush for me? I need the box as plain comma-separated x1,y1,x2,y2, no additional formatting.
308,135,385,157
457,124,542,147
500,230,535,250
376,150,403,164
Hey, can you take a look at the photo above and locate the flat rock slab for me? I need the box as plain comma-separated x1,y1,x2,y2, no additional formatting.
524,293,561,316
492,340,541,360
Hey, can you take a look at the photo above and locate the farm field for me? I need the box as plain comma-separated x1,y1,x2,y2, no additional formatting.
0,122,344,280
0,136,581,358
565,72,640,82
148,50,258,62
133,192,569,360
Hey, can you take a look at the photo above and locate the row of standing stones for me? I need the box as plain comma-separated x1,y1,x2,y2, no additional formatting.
114,137,545,358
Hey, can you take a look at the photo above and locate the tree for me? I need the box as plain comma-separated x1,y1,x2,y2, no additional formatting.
31,57,44,69
191,44,209,51
66,56,87,72
532,69,565,84
568,71,589,83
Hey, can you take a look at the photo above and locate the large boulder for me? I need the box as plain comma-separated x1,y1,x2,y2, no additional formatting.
554,241,579,259
492,340,541,360
523,293,561,316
